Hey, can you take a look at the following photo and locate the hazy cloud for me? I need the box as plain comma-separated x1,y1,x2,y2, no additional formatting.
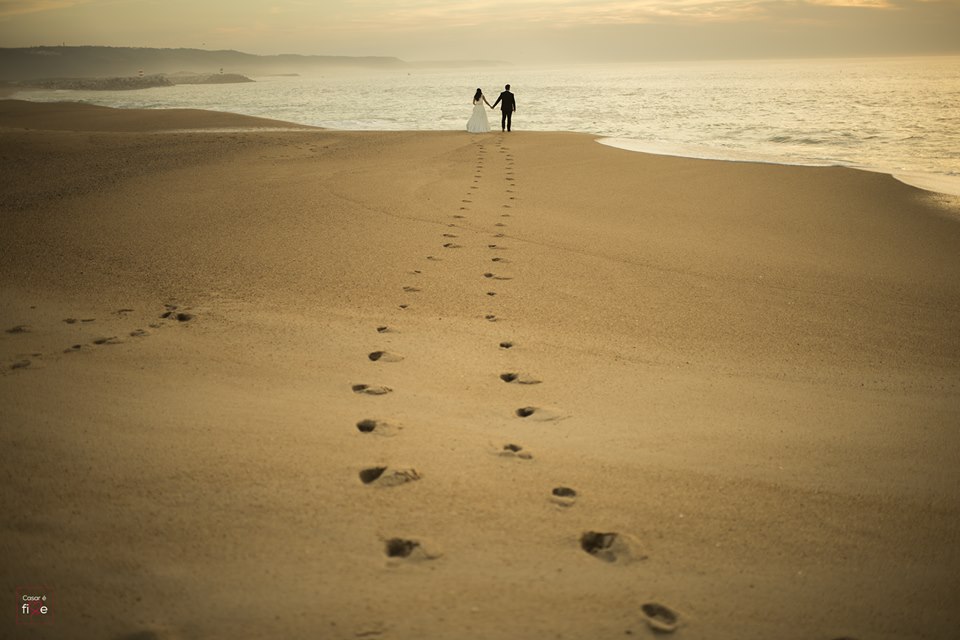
0,0,957,61
0,0,89,19
805,0,894,7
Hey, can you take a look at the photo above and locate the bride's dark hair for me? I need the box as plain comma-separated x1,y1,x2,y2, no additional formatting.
474,88,483,102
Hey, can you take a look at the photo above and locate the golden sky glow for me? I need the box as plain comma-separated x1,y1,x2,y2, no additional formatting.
0,0,957,61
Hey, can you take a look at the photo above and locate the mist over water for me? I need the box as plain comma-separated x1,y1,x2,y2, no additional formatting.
15,57,960,193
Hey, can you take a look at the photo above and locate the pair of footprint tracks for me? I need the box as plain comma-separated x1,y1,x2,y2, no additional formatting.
349,138,684,631
3,304,195,373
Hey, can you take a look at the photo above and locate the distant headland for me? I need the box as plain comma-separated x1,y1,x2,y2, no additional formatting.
0,46,507,84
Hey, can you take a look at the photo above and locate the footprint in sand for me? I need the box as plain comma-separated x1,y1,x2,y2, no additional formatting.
442,233,458,238
494,223,507,227
426,256,441,261
5,325,29,334
500,372,541,385
515,406,565,421
487,292,497,297
484,314,499,322
491,257,509,263
443,243,463,249
402,286,421,293
398,304,409,310
385,538,419,558
383,537,441,562
376,326,393,333
356,419,402,436
579,531,647,564
484,272,512,280
129,329,149,338
499,341,515,349
640,603,681,633
499,443,533,460
368,350,404,362
93,336,123,345
160,310,194,323
551,487,577,508
114,630,165,640
10,359,31,370
352,384,393,395
359,466,421,487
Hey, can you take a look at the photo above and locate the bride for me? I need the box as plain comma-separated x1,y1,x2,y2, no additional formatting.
466,88,493,133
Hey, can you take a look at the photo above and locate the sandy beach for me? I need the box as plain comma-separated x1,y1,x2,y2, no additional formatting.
2,99,959,639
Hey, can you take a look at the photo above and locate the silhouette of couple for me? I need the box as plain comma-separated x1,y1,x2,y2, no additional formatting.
466,84,516,134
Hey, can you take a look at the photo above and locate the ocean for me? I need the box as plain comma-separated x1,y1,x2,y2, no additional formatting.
13,56,960,195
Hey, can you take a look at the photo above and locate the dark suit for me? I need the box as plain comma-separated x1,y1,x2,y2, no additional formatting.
491,90,516,131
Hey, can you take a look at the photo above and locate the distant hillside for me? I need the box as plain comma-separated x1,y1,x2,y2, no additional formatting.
0,46,408,81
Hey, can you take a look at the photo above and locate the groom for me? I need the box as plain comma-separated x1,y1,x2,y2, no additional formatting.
491,84,516,132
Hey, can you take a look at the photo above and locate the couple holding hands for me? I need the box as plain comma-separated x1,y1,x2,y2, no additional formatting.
467,84,516,134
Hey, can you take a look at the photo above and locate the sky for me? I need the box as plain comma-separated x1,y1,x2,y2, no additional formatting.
0,0,958,63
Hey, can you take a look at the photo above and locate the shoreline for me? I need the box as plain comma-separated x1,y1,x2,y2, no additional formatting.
2,99,959,639
598,136,960,198
4,89,957,198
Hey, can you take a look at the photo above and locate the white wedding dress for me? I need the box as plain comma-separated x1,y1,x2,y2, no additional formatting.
466,99,491,133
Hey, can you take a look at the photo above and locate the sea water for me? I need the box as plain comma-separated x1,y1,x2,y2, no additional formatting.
12,57,960,194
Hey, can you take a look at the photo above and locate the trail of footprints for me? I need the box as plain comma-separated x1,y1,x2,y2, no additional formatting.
3,303,196,373
6,139,682,632
345,138,682,631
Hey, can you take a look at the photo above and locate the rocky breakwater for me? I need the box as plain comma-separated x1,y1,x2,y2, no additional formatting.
21,73,253,91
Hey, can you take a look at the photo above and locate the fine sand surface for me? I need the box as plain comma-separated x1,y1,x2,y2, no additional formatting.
2,99,959,640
